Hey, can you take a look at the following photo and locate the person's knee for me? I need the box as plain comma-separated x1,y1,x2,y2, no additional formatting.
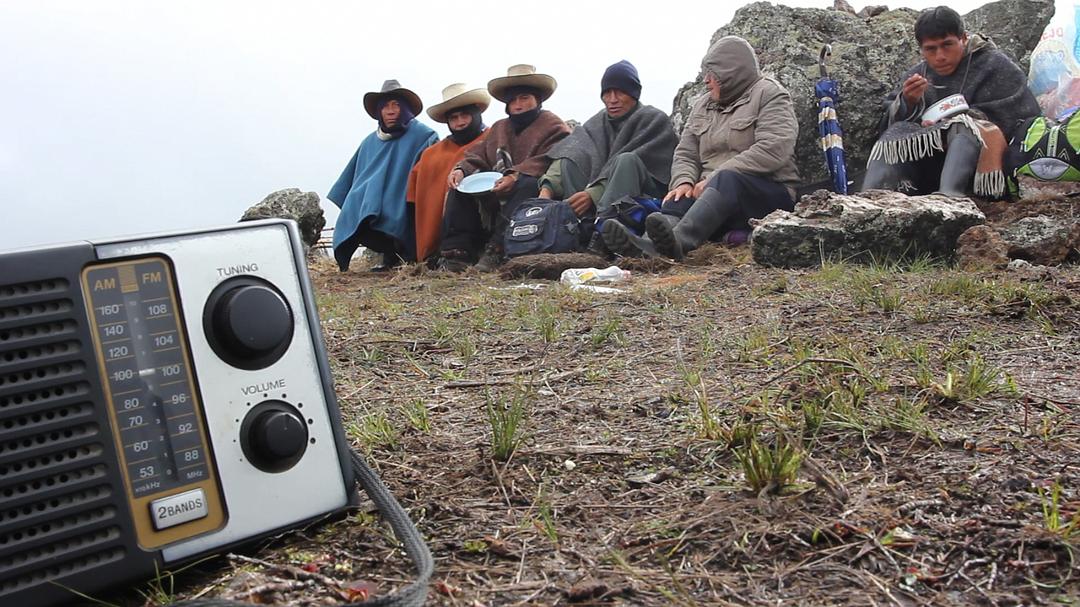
945,127,980,152
708,170,741,191
613,152,640,167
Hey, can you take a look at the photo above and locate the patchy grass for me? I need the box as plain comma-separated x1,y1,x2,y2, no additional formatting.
152,247,1080,606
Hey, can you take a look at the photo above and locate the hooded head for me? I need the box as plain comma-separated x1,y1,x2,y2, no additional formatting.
701,36,762,106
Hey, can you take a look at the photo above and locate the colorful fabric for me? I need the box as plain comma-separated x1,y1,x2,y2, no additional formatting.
328,121,438,267
406,130,489,261
815,74,849,194
1010,113,1080,184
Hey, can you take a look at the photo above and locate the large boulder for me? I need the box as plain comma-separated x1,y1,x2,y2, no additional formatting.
240,188,326,249
751,190,985,267
671,0,1054,185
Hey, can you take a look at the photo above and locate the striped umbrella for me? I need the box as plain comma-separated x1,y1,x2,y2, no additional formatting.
816,45,849,194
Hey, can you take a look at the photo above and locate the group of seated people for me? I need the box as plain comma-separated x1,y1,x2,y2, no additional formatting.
327,6,1040,273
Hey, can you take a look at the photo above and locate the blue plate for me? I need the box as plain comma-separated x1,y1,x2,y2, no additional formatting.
458,171,502,194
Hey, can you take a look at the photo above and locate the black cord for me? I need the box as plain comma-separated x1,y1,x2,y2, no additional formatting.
172,448,432,607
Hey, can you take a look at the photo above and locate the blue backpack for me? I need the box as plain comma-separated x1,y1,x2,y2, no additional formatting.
504,199,583,257
595,195,663,235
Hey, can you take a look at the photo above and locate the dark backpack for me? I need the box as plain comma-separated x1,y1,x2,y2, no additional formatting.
504,198,582,257
595,195,663,235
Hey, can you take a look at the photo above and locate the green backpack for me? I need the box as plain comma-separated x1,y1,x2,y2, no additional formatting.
1011,113,1080,188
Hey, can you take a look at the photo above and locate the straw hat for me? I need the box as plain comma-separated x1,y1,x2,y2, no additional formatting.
487,64,557,103
363,79,423,120
426,83,491,123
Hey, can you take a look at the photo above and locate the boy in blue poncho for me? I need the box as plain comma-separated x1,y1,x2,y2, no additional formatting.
328,80,438,271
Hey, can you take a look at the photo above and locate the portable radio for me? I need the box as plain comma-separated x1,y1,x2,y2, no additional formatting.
0,219,360,606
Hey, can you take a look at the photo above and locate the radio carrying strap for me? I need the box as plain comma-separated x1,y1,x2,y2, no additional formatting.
172,448,433,607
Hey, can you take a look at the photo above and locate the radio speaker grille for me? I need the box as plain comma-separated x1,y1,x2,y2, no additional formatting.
0,277,129,600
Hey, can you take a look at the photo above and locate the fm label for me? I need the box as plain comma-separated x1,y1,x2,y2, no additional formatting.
242,379,286,396
217,263,260,278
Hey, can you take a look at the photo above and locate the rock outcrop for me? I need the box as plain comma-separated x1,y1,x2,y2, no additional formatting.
671,0,1054,184
240,188,325,249
751,190,985,267
999,215,1080,265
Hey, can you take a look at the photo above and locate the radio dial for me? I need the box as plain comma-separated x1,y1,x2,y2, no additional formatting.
241,401,308,472
204,277,293,370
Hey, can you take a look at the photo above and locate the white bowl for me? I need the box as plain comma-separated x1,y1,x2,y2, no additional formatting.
921,93,969,125
457,171,503,194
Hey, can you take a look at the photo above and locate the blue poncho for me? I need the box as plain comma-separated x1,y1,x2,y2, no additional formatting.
327,122,437,269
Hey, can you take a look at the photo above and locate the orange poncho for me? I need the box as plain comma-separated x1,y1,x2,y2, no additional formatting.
406,131,488,261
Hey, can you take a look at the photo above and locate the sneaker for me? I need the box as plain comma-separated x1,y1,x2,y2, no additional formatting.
601,220,657,258
474,243,503,273
645,214,684,260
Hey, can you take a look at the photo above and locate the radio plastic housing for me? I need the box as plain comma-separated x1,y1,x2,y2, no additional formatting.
0,220,357,607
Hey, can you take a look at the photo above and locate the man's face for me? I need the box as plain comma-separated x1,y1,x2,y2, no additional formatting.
704,72,722,102
602,89,634,118
920,34,968,76
380,99,401,127
507,93,538,115
447,109,473,132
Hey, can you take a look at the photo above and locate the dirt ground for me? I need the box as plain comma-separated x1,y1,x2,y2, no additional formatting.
126,217,1080,607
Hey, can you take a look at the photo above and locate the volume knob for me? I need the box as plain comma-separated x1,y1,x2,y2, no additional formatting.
204,277,293,370
240,401,308,472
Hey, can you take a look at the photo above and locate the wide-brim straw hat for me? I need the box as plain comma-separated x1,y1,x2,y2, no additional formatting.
363,79,423,120
487,64,557,103
426,83,491,123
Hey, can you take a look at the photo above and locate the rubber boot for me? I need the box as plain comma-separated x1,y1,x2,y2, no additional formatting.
937,131,981,197
861,158,901,192
646,194,729,261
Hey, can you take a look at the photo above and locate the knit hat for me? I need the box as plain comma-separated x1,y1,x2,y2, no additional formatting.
601,60,642,100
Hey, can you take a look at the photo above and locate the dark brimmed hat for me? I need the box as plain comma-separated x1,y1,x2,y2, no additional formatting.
487,64,557,104
363,79,423,120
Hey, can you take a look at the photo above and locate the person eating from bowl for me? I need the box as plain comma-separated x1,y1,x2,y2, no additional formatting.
441,64,571,272
862,6,1039,198
536,60,678,256
406,83,490,268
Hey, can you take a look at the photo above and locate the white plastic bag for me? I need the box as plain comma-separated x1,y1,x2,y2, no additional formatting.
559,266,631,286
1029,1,1080,119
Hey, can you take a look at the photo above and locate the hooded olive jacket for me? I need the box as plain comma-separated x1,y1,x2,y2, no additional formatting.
670,36,800,196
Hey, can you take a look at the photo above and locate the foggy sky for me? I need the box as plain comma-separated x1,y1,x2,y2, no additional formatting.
1,0,998,250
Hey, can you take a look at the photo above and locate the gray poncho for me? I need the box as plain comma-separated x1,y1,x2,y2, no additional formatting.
546,103,678,188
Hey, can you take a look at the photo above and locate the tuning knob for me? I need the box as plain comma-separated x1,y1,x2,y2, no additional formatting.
240,401,308,472
204,277,293,370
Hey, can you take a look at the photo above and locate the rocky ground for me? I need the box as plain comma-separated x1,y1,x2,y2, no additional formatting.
103,198,1080,607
